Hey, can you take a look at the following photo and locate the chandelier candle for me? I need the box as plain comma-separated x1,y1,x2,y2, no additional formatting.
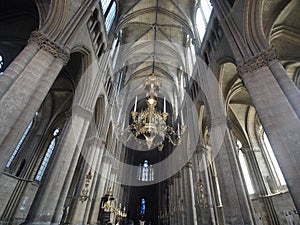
134,96,137,112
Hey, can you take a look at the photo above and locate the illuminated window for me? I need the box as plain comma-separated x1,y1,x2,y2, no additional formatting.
35,128,60,181
100,0,111,14
6,120,33,168
111,37,120,68
238,148,255,195
140,198,146,216
196,0,213,41
137,160,154,181
263,132,286,186
105,1,116,33
0,53,4,75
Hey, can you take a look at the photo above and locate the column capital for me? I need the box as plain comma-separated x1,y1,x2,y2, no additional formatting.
237,47,280,75
28,31,70,65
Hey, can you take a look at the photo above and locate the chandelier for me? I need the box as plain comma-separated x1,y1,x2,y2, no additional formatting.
128,74,184,150
114,0,184,151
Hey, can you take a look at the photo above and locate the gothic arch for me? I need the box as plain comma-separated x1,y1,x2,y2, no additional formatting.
117,7,195,39
244,0,269,53
40,0,69,40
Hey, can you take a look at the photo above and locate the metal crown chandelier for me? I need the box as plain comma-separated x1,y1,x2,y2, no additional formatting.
117,0,185,151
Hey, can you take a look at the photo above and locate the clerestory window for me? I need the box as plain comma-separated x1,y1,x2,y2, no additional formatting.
100,0,111,15
196,0,213,42
105,1,116,33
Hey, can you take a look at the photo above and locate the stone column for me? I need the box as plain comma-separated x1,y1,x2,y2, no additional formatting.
194,146,218,225
244,148,280,225
0,31,69,173
175,172,182,225
89,150,113,223
27,106,92,223
210,117,254,225
70,136,105,224
237,50,300,214
210,161,226,225
168,178,175,225
267,49,300,118
0,44,39,98
182,162,198,225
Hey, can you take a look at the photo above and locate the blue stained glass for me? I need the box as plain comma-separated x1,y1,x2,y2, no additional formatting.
140,198,146,216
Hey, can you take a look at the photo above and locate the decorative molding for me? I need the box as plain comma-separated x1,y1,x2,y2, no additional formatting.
237,47,280,74
28,31,70,65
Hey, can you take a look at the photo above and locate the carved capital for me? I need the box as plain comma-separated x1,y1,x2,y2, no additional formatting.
28,31,70,65
237,47,280,75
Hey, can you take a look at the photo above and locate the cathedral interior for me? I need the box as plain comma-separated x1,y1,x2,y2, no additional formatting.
0,0,300,225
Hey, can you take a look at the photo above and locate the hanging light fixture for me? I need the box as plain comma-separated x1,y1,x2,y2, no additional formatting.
115,0,185,151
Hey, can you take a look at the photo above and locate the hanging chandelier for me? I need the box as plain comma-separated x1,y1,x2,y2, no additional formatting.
114,0,185,151
128,74,184,150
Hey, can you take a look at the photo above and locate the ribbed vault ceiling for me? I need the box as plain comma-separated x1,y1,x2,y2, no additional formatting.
117,0,195,90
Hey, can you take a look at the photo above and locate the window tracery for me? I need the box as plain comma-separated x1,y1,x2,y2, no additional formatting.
6,120,33,168
100,0,111,15
35,128,60,181
105,1,116,33
196,0,213,41
137,160,154,182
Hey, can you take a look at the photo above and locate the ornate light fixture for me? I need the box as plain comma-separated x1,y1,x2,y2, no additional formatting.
197,179,207,208
128,74,184,150
79,170,92,202
115,0,185,150
100,188,127,224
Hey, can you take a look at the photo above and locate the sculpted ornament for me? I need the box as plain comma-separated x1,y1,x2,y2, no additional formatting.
237,47,280,74
28,31,70,65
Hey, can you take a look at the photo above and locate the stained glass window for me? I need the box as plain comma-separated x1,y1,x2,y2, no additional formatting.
100,0,111,15
196,0,213,41
137,160,154,181
105,1,116,33
0,54,4,75
6,120,33,168
140,198,146,216
35,128,60,181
